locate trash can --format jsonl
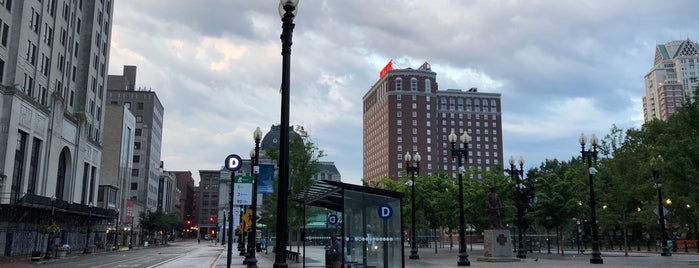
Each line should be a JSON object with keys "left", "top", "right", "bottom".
{"left": 31, "top": 251, "right": 42, "bottom": 262}
{"left": 324, "top": 246, "right": 332, "bottom": 268}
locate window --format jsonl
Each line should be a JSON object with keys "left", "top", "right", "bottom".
{"left": 425, "top": 79, "right": 431, "bottom": 92}
{"left": 1, "top": 22, "right": 9, "bottom": 47}
{"left": 133, "top": 155, "right": 140, "bottom": 163}
{"left": 135, "top": 128, "right": 142, "bottom": 136}
{"left": 136, "top": 115, "right": 142, "bottom": 122}
{"left": 131, "top": 169, "right": 139, "bottom": 176}
{"left": 395, "top": 78, "right": 402, "bottom": 91}
{"left": 134, "top": 142, "right": 141, "bottom": 150}
{"left": 410, "top": 77, "right": 417, "bottom": 91}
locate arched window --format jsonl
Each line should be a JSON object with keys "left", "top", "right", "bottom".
{"left": 395, "top": 78, "right": 402, "bottom": 91}
{"left": 424, "top": 79, "right": 431, "bottom": 92}
{"left": 410, "top": 77, "right": 417, "bottom": 91}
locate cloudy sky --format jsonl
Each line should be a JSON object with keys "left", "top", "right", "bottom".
{"left": 107, "top": 0, "right": 697, "bottom": 186}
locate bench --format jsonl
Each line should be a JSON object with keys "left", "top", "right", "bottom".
{"left": 286, "top": 250, "right": 300, "bottom": 262}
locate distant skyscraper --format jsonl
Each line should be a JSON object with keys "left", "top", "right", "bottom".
{"left": 107, "top": 65, "right": 164, "bottom": 215}
{"left": 643, "top": 39, "right": 699, "bottom": 122}
{"left": 362, "top": 62, "right": 503, "bottom": 184}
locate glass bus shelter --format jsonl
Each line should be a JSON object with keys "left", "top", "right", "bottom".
{"left": 293, "top": 180, "right": 404, "bottom": 268}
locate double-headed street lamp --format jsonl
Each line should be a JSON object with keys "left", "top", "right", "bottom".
{"left": 579, "top": 133, "right": 603, "bottom": 264}
{"left": 244, "top": 127, "right": 263, "bottom": 267}
{"left": 276, "top": 1, "right": 298, "bottom": 267}
{"left": 652, "top": 155, "right": 671, "bottom": 256}
{"left": 506, "top": 155, "right": 526, "bottom": 259}
{"left": 449, "top": 130, "right": 471, "bottom": 266}
{"left": 405, "top": 152, "right": 421, "bottom": 260}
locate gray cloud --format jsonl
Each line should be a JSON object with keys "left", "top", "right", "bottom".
{"left": 109, "top": 0, "right": 698, "bottom": 184}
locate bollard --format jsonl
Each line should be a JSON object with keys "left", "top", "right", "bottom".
{"left": 684, "top": 240, "right": 688, "bottom": 253}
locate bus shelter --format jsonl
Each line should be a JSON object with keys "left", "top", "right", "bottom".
{"left": 293, "top": 180, "right": 404, "bottom": 268}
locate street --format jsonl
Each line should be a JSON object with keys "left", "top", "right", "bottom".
{"left": 4, "top": 239, "right": 699, "bottom": 268}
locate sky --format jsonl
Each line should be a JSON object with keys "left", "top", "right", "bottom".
{"left": 107, "top": 0, "right": 698, "bottom": 186}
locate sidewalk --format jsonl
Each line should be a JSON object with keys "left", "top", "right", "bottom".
{"left": 0, "top": 244, "right": 148, "bottom": 268}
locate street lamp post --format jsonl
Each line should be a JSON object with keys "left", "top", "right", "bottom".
{"left": 222, "top": 210, "right": 227, "bottom": 246}
{"left": 244, "top": 127, "right": 263, "bottom": 267}
{"left": 115, "top": 209, "right": 120, "bottom": 250}
{"left": 579, "top": 133, "right": 603, "bottom": 264}
{"left": 44, "top": 195, "right": 56, "bottom": 259}
{"left": 83, "top": 202, "right": 94, "bottom": 254}
{"left": 405, "top": 152, "right": 421, "bottom": 260}
{"left": 276, "top": 1, "right": 298, "bottom": 267}
{"left": 652, "top": 155, "right": 671, "bottom": 256}
{"left": 449, "top": 130, "right": 471, "bottom": 266}
{"left": 506, "top": 155, "right": 526, "bottom": 259}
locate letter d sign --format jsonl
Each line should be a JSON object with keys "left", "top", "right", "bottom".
{"left": 378, "top": 204, "right": 393, "bottom": 220}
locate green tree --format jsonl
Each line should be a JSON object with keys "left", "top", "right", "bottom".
{"left": 138, "top": 209, "right": 179, "bottom": 243}
{"left": 260, "top": 126, "right": 326, "bottom": 239}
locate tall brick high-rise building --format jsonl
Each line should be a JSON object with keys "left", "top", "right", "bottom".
{"left": 362, "top": 62, "right": 503, "bottom": 184}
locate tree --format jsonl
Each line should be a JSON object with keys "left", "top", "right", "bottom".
{"left": 260, "top": 126, "right": 326, "bottom": 238}
{"left": 138, "top": 209, "right": 179, "bottom": 243}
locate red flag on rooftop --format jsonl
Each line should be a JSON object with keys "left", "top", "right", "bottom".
{"left": 379, "top": 59, "right": 393, "bottom": 79}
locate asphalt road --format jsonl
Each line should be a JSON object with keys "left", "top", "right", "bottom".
{"left": 8, "top": 239, "right": 699, "bottom": 268}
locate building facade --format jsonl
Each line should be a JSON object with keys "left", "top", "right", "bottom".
{"left": 98, "top": 104, "right": 135, "bottom": 244}
{"left": 0, "top": 0, "right": 116, "bottom": 256}
{"left": 643, "top": 39, "right": 699, "bottom": 122}
{"left": 107, "top": 65, "right": 164, "bottom": 217}
{"left": 362, "top": 62, "right": 503, "bottom": 184}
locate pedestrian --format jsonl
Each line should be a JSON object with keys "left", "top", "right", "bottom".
{"left": 198, "top": 237, "right": 201, "bottom": 244}
{"left": 328, "top": 235, "right": 341, "bottom": 268}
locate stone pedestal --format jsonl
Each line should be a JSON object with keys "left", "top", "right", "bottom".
{"left": 477, "top": 229, "right": 519, "bottom": 262}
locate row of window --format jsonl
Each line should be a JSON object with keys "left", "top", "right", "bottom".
{"left": 394, "top": 77, "right": 431, "bottom": 92}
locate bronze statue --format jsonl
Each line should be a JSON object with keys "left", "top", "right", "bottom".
{"left": 487, "top": 186, "right": 503, "bottom": 229}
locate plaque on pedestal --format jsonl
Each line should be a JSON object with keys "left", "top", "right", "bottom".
{"left": 477, "top": 229, "right": 519, "bottom": 262}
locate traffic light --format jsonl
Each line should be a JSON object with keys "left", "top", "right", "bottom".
{"left": 210, "top": 229, "right": 215, "bottom": 236}
{"left": 186, "top": 220, "right": 191, "bottom": 225}
{"left": 209, "top": 217, "right": 214, "bottom": 223}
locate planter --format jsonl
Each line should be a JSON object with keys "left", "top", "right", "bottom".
{"left": 31, "top": 251, "right": 42, "bottom": 262}
{"left": 56, "top": 250, "right": 68, "bottom": 258}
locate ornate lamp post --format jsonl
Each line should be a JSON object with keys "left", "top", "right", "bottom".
{"left": 276, "top": 1, "right": 298, "bottom": 267}
{"left": 405, "top": 152, "right": 421, "bottom": 260}
{"left": 449, "top": 130, "right": 471, "bottom": 266}
{"left": 506, "top": 155, "right": 526, "bottom": 258}
{"left": 579, "top": 133, "right": 603, "bottom": 264}
{"left": 222, "top": 210, "right": 227, "bottom": 246}
{"left": 244, "top": 127, "right": 263, "bottom": 267}
{"left": 652, "top": 155, "right": 671, "bottom": 256}
{"left": 83, "top": 202, "right": 94, "bottom": 254}
{"left": 44, "top": 195, "right": 56, "bottom": 259}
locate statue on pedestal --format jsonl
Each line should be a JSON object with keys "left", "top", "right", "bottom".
{"left": 487, "top": 186, "right": 503, "bottom": 229}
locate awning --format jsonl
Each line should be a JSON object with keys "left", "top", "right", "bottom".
{"left": 291, "top": 180, "right": 404, "bottom": 212}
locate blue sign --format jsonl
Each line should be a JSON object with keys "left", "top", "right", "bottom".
{"left": 224, "top": 154, "right": 242, "bottom": 171}
{"left": 378, "top": 204, "right": 393, "bottom": 220}
{"left": 327, "top": 214, "right": 339, "bottom": 225}
{"left": 257, "top": 164, "right": 275, "bottom": 194}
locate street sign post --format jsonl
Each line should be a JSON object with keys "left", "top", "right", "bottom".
{"left": 233, "top": 176, "right": 253, "bottom": 205}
